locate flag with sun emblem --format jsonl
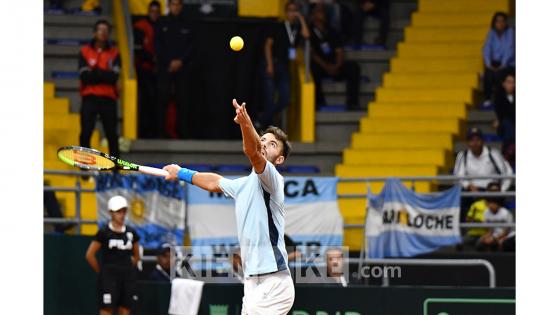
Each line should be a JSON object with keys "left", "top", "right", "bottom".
{"left": 95, "top": 173, "right": 187, "bottom": 248}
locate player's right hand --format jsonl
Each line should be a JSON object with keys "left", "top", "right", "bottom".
{"left": 163, "top": 164, "right": 181, "bottom": 181}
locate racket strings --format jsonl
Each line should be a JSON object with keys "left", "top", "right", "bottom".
{"left": 58, "top": 148, "right": 115, "bottom": 170}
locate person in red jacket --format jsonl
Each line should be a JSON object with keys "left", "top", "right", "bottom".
{"left": 134, "top": 1, "right": 161, "bottom": 139}
{"left": 78, "top": 20, "right": 121, "bottom": 159}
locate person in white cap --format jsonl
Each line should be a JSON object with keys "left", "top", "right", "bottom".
{"left": 85, "top": 195, "right": 140, "bottom": 315}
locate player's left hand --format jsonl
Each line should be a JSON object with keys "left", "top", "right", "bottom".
{"left": 163, "top": 164, "right": 181, "bottom": 181}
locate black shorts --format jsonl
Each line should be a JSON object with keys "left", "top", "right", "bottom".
{"left": 97, "top": 265, "right": 137, "bottom": 309}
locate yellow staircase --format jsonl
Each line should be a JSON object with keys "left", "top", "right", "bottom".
{"left": 44, "top": 82, "right": 106, "bottom": 235}
{"left": 335, "top": 0, "right": 511, "bottom": 251}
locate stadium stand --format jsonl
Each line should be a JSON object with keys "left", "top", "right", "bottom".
{"left": 336, "top": 0, "right": 512, "bottom": 250}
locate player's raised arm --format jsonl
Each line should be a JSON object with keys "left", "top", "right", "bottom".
{"left": 163, "top": 164, "right": 224, "bottom": 193}
{"left": 232, "top": 99, "right": 267, "bottom": 174}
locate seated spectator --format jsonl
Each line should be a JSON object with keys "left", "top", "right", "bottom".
{"left": 493, "top": 72, "right": 516, "bottom": 165}
{"left": 150, "top": 243, "right": 179, "bottom": 281}
{"left": 454, "top": 127, "right": 514, "bottom": 192}
{"left": 259, "top": 0, "right": 310, "bottom": 129}
{"left": 309, "top": 4, "right": 361, "bottom": 110}
{"left": 476, "top": 188, "right": 514, "bottom": 252}
{"left": 453, "top": 127, "right": 514, "bottom": 220}
{"left": 134, "top": 1, "right": 161, "bottom": 139}
{"left": 462, "top": 182, "right": 499, "bottom": 248}
{"left": 352, "top": 0, "right": 390, "bottom": 48}
{"left": 482, "top": 12, "right": 515, "bottom": 106}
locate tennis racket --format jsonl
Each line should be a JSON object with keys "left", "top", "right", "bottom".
{"left": 57, "top": 146, "right": 169, "bottom": 177}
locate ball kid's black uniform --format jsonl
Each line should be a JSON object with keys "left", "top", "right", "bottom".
{"left": 95, "top": 223, "right": 139, "bottom": 309}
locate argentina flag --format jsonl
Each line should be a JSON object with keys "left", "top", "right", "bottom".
{"left": 96, "top": 173, "right": 187, "bottom": 248}
{"left": 366, "top": 178, "right": 462, "bottom": 258}
{"left": 187, "top": 176, "right": 343, "bottom": 255}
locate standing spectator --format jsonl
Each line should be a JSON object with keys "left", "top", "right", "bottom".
{"left": 476, "top": 186, "right": 514, "bottom": 252}
{"left": 493, "top": 72, "right": 516, "bottom": 163}
{"left": 134, "top": 1, "right": 161, "bottom": 139}
{"left": 453, "top": 127, "right": 514, "bottom": 220}
{"left": 259, "top": 0, "right": 310, "bottom": 129}
{"left": 85, "top": 196, "right": 140, "bottom": 315}
{"left": 154, "top": 0, "right": 194, "bottom": 138}
{"left": 352, "top": 0, "right": 390, "bottom": 48}
{"left": 482, "top": 12, "right": 515, "bottom": 106}
{"left": 78, "top": 20, "right": 121, "bottom": 159}
{"left": 309, "top": 4, "right": 361, "bottom": 110}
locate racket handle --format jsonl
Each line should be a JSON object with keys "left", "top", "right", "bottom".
{"left": 138, "top": 166, "right": 169, "bottom": 177}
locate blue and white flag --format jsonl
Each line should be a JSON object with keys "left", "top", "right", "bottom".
{"left": 187, "top": 177, "right": 343, "bottom": 256}
{"left": 95, "top": 174, "right": 186, "bottom": 248}
{"left": 365, "top": 178, "right": 461, "bottom": 258}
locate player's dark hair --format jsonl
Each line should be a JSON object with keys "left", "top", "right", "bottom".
{"left": 262, "top": 126, "right": 292, "bottom": 159}
{"left": 93, "top": 19, "right": 112, "bottom": 33}
{"left": 149, "top": 0, "right": 161, "bottom": 9}
{"left": 490, "top": 11, "right": 508, "bottom": 30}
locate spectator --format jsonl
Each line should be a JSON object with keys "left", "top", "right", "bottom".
{"left": 154, "top": 0, "right": 194, "bottom": 139}
{"left": 453, "top": 127, "right": 514, "bottom": 220}
{"left": 352, "top": 0, "right": 390, "bottom": 48}
{"left": 461, "top": 182, "right": 500, "bottom": 248}
{"left": 309, "top": 4, "right": 361, "bottom": 110}
{"left": 453, "top": 127, "right": 514, "bottom": 192}
{"left": 78, "top": 20, "right": 121, "bottom": 159}
{"left": 482, "top": 12, "right": 515, "bottom": 106}
{"left": 493, "top": 72, "right": 516, "bottom": 159}
{"left": 134, "top": 1, "right": 161, "bottom": 139}
{"left": 259, "top": 0, "right": 310, "bottom": 129}
{"left": 150, "top": 243, "right": 179, "bottom": 281}
{"left": 324, "top": 248, "right": 347, "bottom": 286}
{"left": 85, "top": 196, "right": 140, "bottom": 315}
{"left": 476, "top": 186, "right": 514, "bottom": 251}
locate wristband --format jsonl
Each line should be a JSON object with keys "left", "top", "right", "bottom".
{"left": 177, "top": 168, "right": 198, "bottom": 184}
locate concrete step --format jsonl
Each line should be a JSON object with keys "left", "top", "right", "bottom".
{"left": 351, "top": 133, "right": 454, "bottom": 150}
{"left": 411, "top": 12, "right": 494, "bottom": 27}
{"left": 390, "top": 57, "right": 483, "bottom": 73}
{"left": 315, "top": 111, "right": 365, "bottom": 143}
{"left": 44, "top": 14, "right": 111, "bottom": 26}
{"left": 343, "top": 148, "right": 451, "bottom": 166}
{"left": 360, "top": 117, "right": 461, "bottom": 134}
{"left": 44, "top": 44, "right": 81, "bottom": 57}
{"left": 50, "top": 78, "right": 79, "bottom": 91}
{"left": 44, "top": 25, "right": 116, "bottom": 40}
{"left": 368, "top": 103, "right": 467, "bottom": 119}
{"left": 404, "top": 26, "right": 488, "bottom": 42}
{"left": 324, "top": 94, "right": 373, "bottom": 110}
{"left": 418, "top": 0, "right": 510, "bottom": 13}
{"left": 56, "top": 91, "right": 82, "bottom": 113}
{"left": 397, "top": 42, "right": 483, "bottom": 58}
{"left": 123, "top": 140, "right": 348, "bottom": 175}
{"left": 345, "top": 50, "right": 396, "bottom": 61}
{"left": 44, "top": 57, "right": 79, "bottom": 79}
{"left": 375, "top": 87, "right": 474, "bottom": 104}
{"left": 382, "top": 73, "right": 478, "bottom": 89}
{"left": 322, "top": 81, "right": 377, "bottom": 94}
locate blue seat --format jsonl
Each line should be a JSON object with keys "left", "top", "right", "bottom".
{"left": 215, "top": 165, "right": 250, "bottom": 173}
{"left": 286, "top": 165, "right": 320, "bottom": 174}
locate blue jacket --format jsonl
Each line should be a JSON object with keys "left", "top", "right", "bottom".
{"left": 483, "top": 27, "right": 515, "bottom": 68}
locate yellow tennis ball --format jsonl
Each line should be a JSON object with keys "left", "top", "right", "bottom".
{"left": 230, "top": 36, "right": 244, "bottom": 51}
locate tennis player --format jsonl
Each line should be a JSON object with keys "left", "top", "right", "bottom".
{"left": 163, "top": 99, "right": 295, "bottom": 314}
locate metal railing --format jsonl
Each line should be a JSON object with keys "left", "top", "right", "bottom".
{"left": 44, "top": 171, "right": 516, "bottom": 232}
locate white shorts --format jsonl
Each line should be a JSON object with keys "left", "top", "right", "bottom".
{"left": 241, "top": 270, "right": 295, "bottom": 315}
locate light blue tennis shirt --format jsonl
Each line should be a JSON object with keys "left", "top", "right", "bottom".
{"left": 218, "top": 161, "right": 289, "bottom": 276}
